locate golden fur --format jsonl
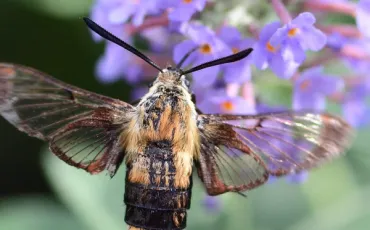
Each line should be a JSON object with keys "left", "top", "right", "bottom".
{"left": 121, "top": 70, "right": 200, "bottom": 189}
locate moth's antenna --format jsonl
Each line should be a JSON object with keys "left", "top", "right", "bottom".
{"left": 83, "top": 17, "right": 163, "bottom": 73}
{"left": 182, "top": 48, "right": 253, "bottom": 75}
{"left": 176, "top": 46, "right": 199, "bottom": 69}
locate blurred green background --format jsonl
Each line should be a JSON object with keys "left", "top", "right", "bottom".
{"left": 1, "top": 1, "right": 370, "bottom": 230}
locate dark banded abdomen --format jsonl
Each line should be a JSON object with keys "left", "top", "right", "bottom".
{"left": 124, "top": 141, "right": 192, "bottom": 230}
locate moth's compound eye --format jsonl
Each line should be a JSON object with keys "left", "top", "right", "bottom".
{"left": 148, "top": 81, "right": 154, "bottom": 88}
{"left": 184, "top": 79, "right": 190, "bottom": 88}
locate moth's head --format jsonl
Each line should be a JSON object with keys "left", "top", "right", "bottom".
{"left": 153, "top": 66, "right": 190, "bottom": 90}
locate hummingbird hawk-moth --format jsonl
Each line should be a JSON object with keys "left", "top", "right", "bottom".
{"left": 0, "top": 18, "right": 354, "bottom": 230}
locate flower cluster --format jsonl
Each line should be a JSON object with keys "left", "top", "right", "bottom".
{"left": 88, "top": 0, "right": 370, "bottom": 212}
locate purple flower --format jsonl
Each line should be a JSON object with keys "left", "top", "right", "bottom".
{"left": 96, "top": 41, "right": 144, "bottom": 84}
{"left": 106, "top": 0, "right": 161, "bottom": 26}
{"left": 197, "top": 89, "right": 255, "bottom": 114}
{"left": 326, "top": 33, "right": 347, "bottom": 52}
{"left": 173, "top": 23, "right": 229, "bottom": 86}
{"left": 141, "top": 27, "right": 171, "bottom": 53}
{"left": 163, "top": 0, "right": 206, "bottom": 22}
{"left": 343, "top": 84, "right": 370, "bottom": 127}
{"left": 270, "top": 12, "right": 327, "bottom": 53}
{"left": 253, "top": 22, "right": 300, "bottom": 79}
{"left": 340, "top": 38, "right": 370, "bottom": 75}
{"left": 287, "top": 171, "right": 309, "bottom": 183}
{"left": 293, "top": 66, "right": 344, "bottom": 111}
{"left": 90, "top": 0, "right": 122, "bottom": 42}
{"left": 202, "top": 195, "right": 221, "bottom": 212}
{"left": 356, "top": 0, "right": 370, "bottom": 38}
{"left": 218, "top": 26, "right": 255, "bottom": 84}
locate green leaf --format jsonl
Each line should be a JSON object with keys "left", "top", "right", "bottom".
{"left": 0, "top": 196, "right": 85, "bottom": 230}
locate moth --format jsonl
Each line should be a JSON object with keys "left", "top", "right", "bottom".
{"left": 0, "top": 18, "right": 354, "bottom": 230}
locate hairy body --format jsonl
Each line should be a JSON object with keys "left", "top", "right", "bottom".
{"left": 122, "top": 70, "right": 200, "bottom": 229}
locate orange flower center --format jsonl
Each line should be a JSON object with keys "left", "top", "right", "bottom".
{"left": 183, "top": 0, "right": 192, "bottom": 3}
{"left": 232, "top": 47, "right": 240, "bottom": 54}
{"left": 288, "top": 28, "right": 299, "bottom": 37}
{"left": 221, "top": 101, "right": 234, "bottom": 112}
{"left": 266, "top": 42, "right": 276, "bottom": 52}
{"left": 200, "top": 44, "right": 212, "bottom": 54}
{"left": 300, "top": 80, "right": 311, "bottom": 91}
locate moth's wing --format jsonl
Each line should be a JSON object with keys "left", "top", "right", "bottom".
{"left": 196, "top": 112, "right": 354, "bottom": 195}
{"left": 0, "top": 63, "right": 135, "bottom": 176}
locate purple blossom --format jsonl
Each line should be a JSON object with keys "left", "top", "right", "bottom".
{"left": 106, "top": 0, "right": 161, "bottom": 26}
{"left": 340, "top": 38, "right": 370, "bottom": 75}
{"left": 173, "top": 23, "right": 229, "bottom": 86}
{"left": 287, "top": 171, "right": 309, "bottom": 183}
{"left": 202, "top": 195, "right": 221, "bottom": 212}
{"left": 141, "top": 27, "right": 171, "bottom": 53}
{"left": 343, "top": 84, "right": 370, "bottom": 127}
{"left": 326, "top": 33, "right": 347, "bottom": 52}
{"left": 218, "top": 26, "right": 255, "bottom": 84}
{"left": 293, "top": 66, "right": 344, "bottom": 111}
{"left": 163, "top": 0, "right": 206, "bottom": 22}
{"left": 356, "top": 0, "right": 370, "bottom": 38}
{"left": 88, "top": 10, "right": 143, "bottom": 84}
{"left": 90, "top": 0, "right": 122, "bottom": 42}
{"left": 253, "top": 21, "right": 300, "bottom": 79}
{"left": 270, "top": 12, "right": 327, "bottom": 53}
{"left": 197, "top": 89, "right": 255, "bottom": 114}
{"left": 91, "top": 0, "right": 168, "bottom": 83}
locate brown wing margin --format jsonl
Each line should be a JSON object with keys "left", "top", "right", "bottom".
{"left": 196, "top": 112, "right": 354, "bottom": 195}
{"left": 0, "top": 63, "right": 135, "bottom": 176}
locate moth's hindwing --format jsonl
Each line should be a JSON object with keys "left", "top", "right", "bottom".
{"left": 196, "top": 112, "right": 354, "bottom": 195}
{"left": 0, "top": 63, "right": 135, "bottom": 176}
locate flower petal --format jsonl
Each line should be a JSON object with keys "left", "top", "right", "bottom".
{"left": 252, "top": 44, "right": 269, "bottom": 69}
{"left": 173, "top": 40, "right": 197, "bottom": 65}
{"left": 292, "top": 12, "right": 316, "bottom": 26}
{"left": 193, "top": 0, "right": 207, "bottom": 11}
{"left": 282, "top": 41, "right": 306, "bottom": 64}
{"left": 299, "top": 26, "right": 327, "bottom": 51}
{"left": 192, "top": 64, "right": 220, "bottom": 87}
{"left": 109, "top": 5, "right": 134, "bottom": 24}
{"left": 260, "top": 21, "right": 282, "bottom": 42}
{"left": 168, "top": 6, "right": 196, "bottom": 22}
{"left": 270, "top": 54, "right": 299, "bottom": 79}
{"left": 287, "top": 171, "right": 309, "bottom": 183}
{"left": 293, "top": 91, "right": 326, "bottom": 111}
{"left": 356, "top": 0, "right": 370, "bottom": 38}
{"left": 223, "top": 62, "right": 251, "bottom": 83}
{"left": 218, "top": 26, "right": 242, "bottom": 45}
{"left": 96, "top": 42, "right": 129, "bottom": 83}
{"left": 269, "top": 26, "right": 289, "bottom": 47}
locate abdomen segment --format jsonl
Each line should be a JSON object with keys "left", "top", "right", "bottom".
{"left": 124, "top": 141, "right": 192, "bottom": 230}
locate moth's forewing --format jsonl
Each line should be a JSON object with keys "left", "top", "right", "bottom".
{"left": 0, "top": 63, "right": 134, "bottom": 176}
{"left": 196, "top": 112, "right": 354, "bottom": 195}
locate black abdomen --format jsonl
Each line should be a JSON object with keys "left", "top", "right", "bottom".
{"left": 124, "top": 141, "right": 192, "bottom": 230}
